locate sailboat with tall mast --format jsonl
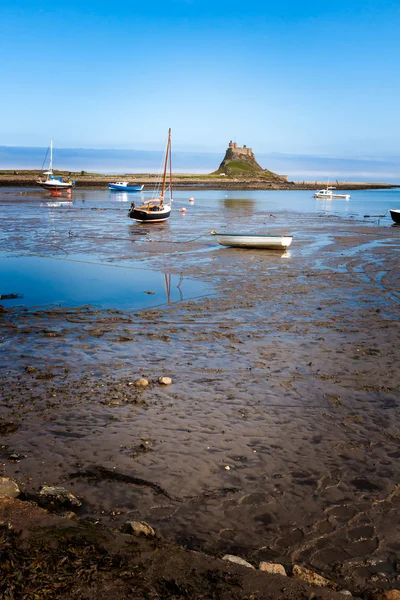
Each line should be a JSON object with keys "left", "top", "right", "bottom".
{"left": 128, "top": 129, "right": 172, "bottom": 222}
{"left": 37, "top": 140, "right": 75, "bottom": 192}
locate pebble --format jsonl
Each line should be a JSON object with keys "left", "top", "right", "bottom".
{"left": 158, "top": 376, "right": 172, "bottom": 385}
{"left": 125, "top": 520, "right": 155, "bottom": 537}
{"left": 224, "top": 465, "right": 231, "bottom": 471}
{"left": 0, "top": 477, "right": 20, "bottom": 498}
{"left": 292, "top": 565, "right": 332, "bottom": 588}
{"left": 259, "top": 562, "right": 287, "bottom": 576}
{"left": 222, "top": 554, "right": 255, "bottom": 569}
{"left": 25, "top": 366, "right": 36, "bottom": 373}
{"left": 135, "top": 378, "right": 149, "bottom": 388}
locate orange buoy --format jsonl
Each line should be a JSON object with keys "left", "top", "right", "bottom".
{"left": 181, "top": 207, "right": 186, "bottom": 213}
{"left": 189, "top": 197, "right": 194, "bottom": 203}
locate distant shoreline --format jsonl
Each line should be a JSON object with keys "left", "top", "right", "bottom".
{"left": 0, "top": 171, "right": 398, "bottom": 191}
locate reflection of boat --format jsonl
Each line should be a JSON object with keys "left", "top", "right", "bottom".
{"left": 111, "top": 192, "right": 130, "bottom": 202}
{"left": 37, "top": 140, "right": 75, "bottom": 192}
{"left": 109, "top": 182, "right": 144, "bottom": 191}
{"left": 390, "top": 209, "right": 400, "bottom": 224}
{"left": 40, "top": 201, "right": 73, "bottom": 207}
{"left": 212, "top": 232, "right": 293, "bottom": 249}
{"left": 128, "top": 129, "right": 172, "bottom": 223}
{"left": 314, "top": 186, "right": 350, "bottom": 200}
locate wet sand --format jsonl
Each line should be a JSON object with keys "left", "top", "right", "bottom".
{"left": 1, "top": 189, "right": 399, "bottom": 596}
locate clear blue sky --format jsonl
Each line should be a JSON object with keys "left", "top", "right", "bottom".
{"left": 1, "top": 0, "right": 399, "bottom": 158}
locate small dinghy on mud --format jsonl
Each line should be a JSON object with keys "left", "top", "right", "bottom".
{"left": 211, "top": 232, "right": 293, "bottom": 249}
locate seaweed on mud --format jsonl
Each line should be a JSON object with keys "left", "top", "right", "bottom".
{"left": 156, "top": 569, "right": 243, "bottom": 600}
{"left": 0, "top": 522, "right": 124, "bottom": 599}
{"left": 69, "top": 466, "right": 239, "bottom": 504}
{"left": 0, "top": 294, "right": 23, "bottom": 300}
{"left": 0, "top": 421, "right": 19, "bottom": 435}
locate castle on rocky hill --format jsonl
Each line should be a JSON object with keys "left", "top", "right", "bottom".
{"left": 215, "top": 140, "right": 288, "bottom": 181}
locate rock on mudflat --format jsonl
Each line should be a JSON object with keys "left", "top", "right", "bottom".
{"left": 125, "top": 520, "right": 155, "bottom": 537}
{"left": 259, "top": 562, "right": 287, "bottom": 576}
{"left": 158, "top": 376, "right": 172, "bottom": 385}
{"left": 222, "top": 555, "right": 255, "bottom": 569}
{"left": 39, "top": 486, "right": 81, "bottom": 508}
{"left": 292, "top": 565, "right": 333, "bottom": 588}
{"left": 135, "top": 378, "right": 149, "bottom": 388}
{"left": 0, "top": 477, "right": 20, "bottom": 498}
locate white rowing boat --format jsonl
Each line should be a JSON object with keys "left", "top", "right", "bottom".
{"left": 212, "top": 232, "right": 293, "bottom": 249}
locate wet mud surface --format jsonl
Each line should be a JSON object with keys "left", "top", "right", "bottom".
{"left": 1, "top": 188, "right": 400, "bottom": 596}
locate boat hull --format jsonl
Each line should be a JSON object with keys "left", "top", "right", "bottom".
{"left": 314, "top": 193, "right": 350, "bottom": 199}
{"left": 109, "top": 184, "right": 144, "bottom": 191}
{"left": 390, "top": 209, "right": 400, "bottom": 224}
{"left": 128, "top": 206, "right": 171, "bottom": 222}
{"left": 38, "top": 181, "right": 74, "bottom": 191}
{"left": 214, "top": 233, "right": 292, "bottom": 249}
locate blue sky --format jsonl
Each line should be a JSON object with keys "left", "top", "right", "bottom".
{"left": 1, "top": 0, "right": 399, "bottom": 159}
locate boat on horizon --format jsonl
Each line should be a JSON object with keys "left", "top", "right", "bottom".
{"left": 37, "top": 140, "right": 75, "bottom": 192}
{"left": 109, "top": 181, "right": 144, "bottom": 192}
{"left": 389, "top": 209, "right": 400, "bottom": 224}
{"left": 128, "top": 129, "right": 172, "bottom": 223}
{"left": 211, "top": 232, "right": 293, "bottom": 249}
{"left": 314, "top": 185, "right": 350, "bottom": 200}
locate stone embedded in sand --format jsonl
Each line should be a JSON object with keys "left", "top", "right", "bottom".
{"left": 292, "top": 565, "right": 332, "bottom": 588}
{"left": 158, "top": 376, "right": 172, "bottom": 385}
{"left": 371, "top": 592, "right": 400, "bottom": 600}
{"left": 339, "top": 592, "right": 353, "bottom": 597}
{"left": 39, "top": 486, "right": 82, "bottom": 508}
{"left": 125, "top": 520, "right": 155, "bottom": 537}
{"left": 25, "top": 366, "right": 36, "bottom": 373}
{"left": 0, "top": 477, "right": 20, "bottom": 498}
{"left": 135, "top": 378, "right": 149, "bottom": 388}
{"left": 222, "top": 554, "right": 255, "bottom": 569}
{"left": 259, "top": 562, "right": 286, "bottom": 576}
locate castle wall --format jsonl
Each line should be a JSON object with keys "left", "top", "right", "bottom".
{"left": 230, "top": 147, "right": 253, "bottom": 157}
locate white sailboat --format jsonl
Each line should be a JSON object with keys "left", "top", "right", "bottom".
{"left": 128, "top": 129, "right": 172, "bottom": 223}
{"left": 37, "top": 140, "right": 75, "bottom": 192}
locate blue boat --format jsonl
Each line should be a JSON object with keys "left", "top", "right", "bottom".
{"left": 108, "top": 181, "right": 144, "bottom": 192}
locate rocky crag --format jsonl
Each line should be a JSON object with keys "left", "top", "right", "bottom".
{"left": 214, "top": 140, "right": 288, "bottom": 181}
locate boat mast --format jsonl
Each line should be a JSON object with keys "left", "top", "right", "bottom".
{"left": 160, "top": 128, "right": 171, "bottom": 204}
{"left": 169, "top": 129, "right": 172, "bottom": 203}
{"left": 49, "top": 139, "right": 53, "bottom": 174}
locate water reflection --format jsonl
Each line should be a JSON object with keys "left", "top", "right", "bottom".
{"left": 221, "top": 197, "right": 256, "bottom": 212}
{"left": 0, "top": 253, "right": 206, "bottom": 309}
{"left": 109, "top": 191, "right": 145, "bottom": 203}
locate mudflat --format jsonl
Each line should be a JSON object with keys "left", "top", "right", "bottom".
{"left": 0, "top": 188, "right": 399, "bottom": 597}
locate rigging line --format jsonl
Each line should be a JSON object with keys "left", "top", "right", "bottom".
{"left": 40, "top": 146, "right": 49, "bottom": 172}
{"left": 64, "top": 231, "right": 210, "bottom": 244}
